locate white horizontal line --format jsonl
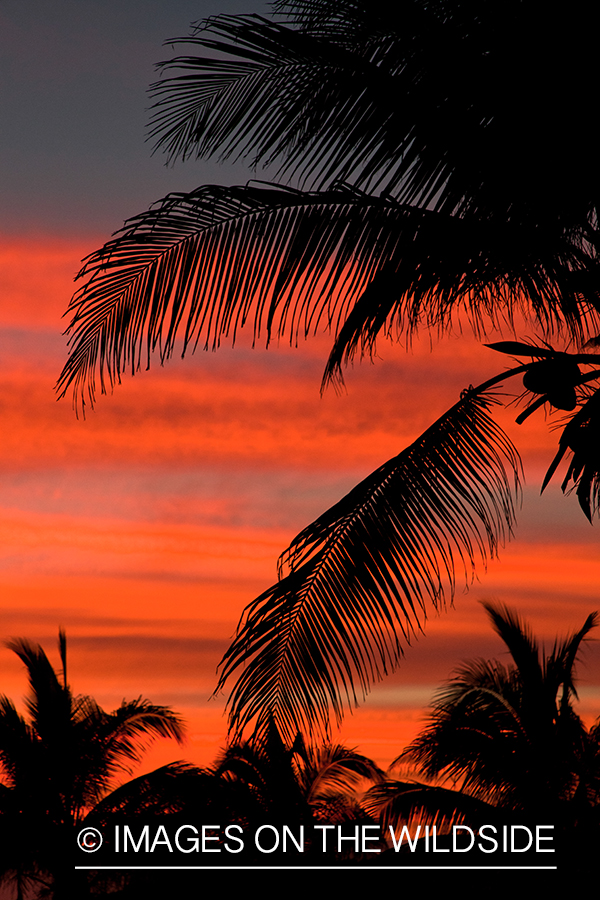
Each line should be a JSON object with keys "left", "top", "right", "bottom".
{"left": 75, "top": 865, "right": 558, "bottom": 871}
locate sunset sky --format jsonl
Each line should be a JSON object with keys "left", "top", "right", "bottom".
{"left": 1, "top": 0, "right": 599, "bottom": 778}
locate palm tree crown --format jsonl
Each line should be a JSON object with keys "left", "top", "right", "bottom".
{"left": 369, "top": 603, "right": 600, "bottom": 826}
{"left": 0, "top": 632, "right": 185, "bottom": 897}
{"left": 210, "top": 723, "right": 382, "bottom": 835}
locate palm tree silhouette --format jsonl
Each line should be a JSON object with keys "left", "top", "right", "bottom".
{"left": 212, "top": 724, "right": 382, "bottom": 825}
{"left": 367, "top": 602, "right": 600, "bottom": 830}
{"left": 205, "top": 723, "right": 383, "bottom": 860}
{"left": 0, "top": 631, "right": 186, "bottom": 898}
{"left": 56, "top": 2, "right": 600, "bottom": 741}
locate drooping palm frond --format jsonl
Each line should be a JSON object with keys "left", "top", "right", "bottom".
{"left": 57, "top": 181, "right": 600, "bottom": 409}
{"left": 322, "top": 220, "right": 600, "bottom": 385}
{"left": 57, "top": 183, "right": 409, "bottom": 407}
{"left": 216, "top": 386, "right": 521, "bottom": 744}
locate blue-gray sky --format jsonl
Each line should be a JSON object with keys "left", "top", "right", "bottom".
{"left": 1, "top": 0, "right": 264, "bottom": 234}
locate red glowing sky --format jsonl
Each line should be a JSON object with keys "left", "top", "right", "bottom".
{"left": 1, "top": 3, "right": 599, "bottom": 776}
{"left": 1, "top": 237, "right": 598, "bottom": 774}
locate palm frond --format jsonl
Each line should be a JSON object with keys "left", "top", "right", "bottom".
{"left": 100, "top": 698, "right": 186, "bottom": 772}
{"left": 57, "top": 181, "right": 600, "bottom": 409}
{"left": 88, "top": 762, "right": 202, "bottom": 821}
{"left": 212, "top": 734, "right": 309, "bottom": 818}
{"left": 5, "top": 638, "right": 70, "bottom": 738}
{"left": 58, "top": 629, "right": 67, "bottom": 690}
{"left": 480, "top": 602, "right": 543, "bottom": 694}
{"left": 148, "top": 12, "right": 437, "bottom": 196}
{"left": 547, "top": 611, "right": 598, "bottom": 711}
{"left": 395, "top": 603, "right": 597, "bottom": 814}
{"left": 56, "top": 184, "right": 412, "bottom": 408}
{"left": 364, "top": 779, "right": 499, "bottom": 831}
{"left": 149, "top": 6, "right": 600, "bottom": 222}
{"left": 322, "top": 216, "right": 600, "bottom": 384}
{"left": 216, "top": 386, "right": 521, "bottom": 743}
{"left": 296, "top": 742, "right": 383, "bottom": 800}
{"left": 542, "top": 386, "right": 600, "bottom": 521}
{"left": 481, "top": 342, "right": 600, "bottom": 519}
{"left": 397, "top": 672, "right": 527, "bottom": 805}
{"left": 0, "top": 697, "right": 35, "bottom": 789}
